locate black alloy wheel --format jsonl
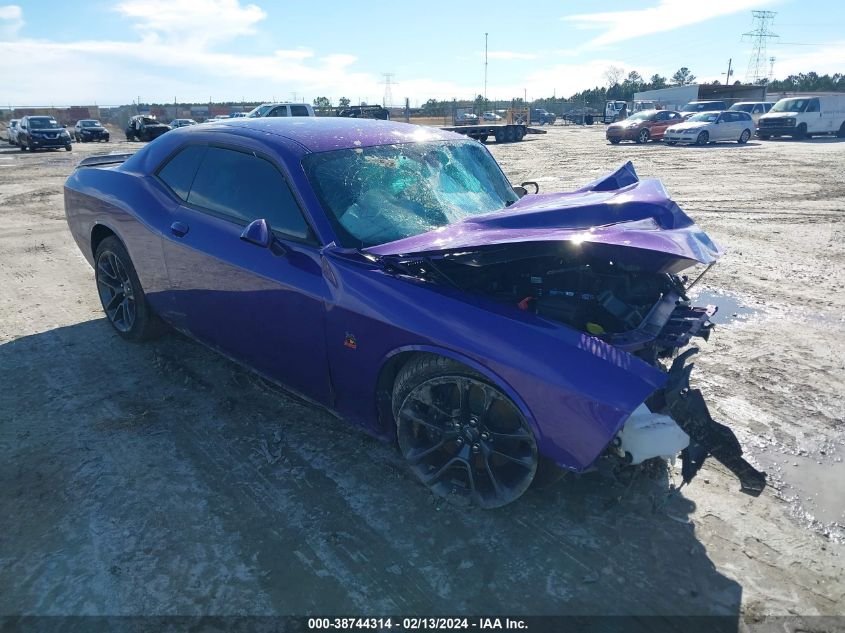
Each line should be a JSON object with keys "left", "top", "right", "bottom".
{"left": 394, "top": 357, "right": 538, "bottom": 509}
{"left": 96, "top": 248, "right": 137, "bottom": 333}
{"left": 94, "top": 236, "right": 165, "bottom": 341}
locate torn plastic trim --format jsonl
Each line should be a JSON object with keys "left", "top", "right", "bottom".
{"left": 614, "top": 404, "right": 690, "bottom": 465}
{"left": 647, "top": 348, "right": 767, "bottom": 495}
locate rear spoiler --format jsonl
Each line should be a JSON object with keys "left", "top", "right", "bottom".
{"left": 76, "top": 153, "right": 134, "bottom": 169}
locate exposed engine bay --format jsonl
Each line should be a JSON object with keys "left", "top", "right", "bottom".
{"left": 380, "top": 242, "right": 712, "bottom": 360}
{"left": 378, "top": 243, "right": 767, "bottom": 494}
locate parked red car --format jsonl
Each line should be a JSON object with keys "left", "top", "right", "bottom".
{"left": 606, "top": 110, "right": 683, "bottom": 144}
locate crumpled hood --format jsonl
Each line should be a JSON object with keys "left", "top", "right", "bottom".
{"left": 366, "top": 162, "right": 722, "bottom": 269}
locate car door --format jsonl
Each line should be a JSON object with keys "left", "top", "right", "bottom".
{"left": 715, "top": 112, "right": 733, "bottom": 141}
{"left": 159, "top": 142, "right": 332, "bottom": 404}
{"left": 651, "top": 111, "right": 671, "bottom": 138}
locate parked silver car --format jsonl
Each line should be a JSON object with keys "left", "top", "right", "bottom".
{"left": 664, "top": 110, "right": 754, "bottom": 145}
{"left": 6, "top": 119, "right": 20, "bottom": 145}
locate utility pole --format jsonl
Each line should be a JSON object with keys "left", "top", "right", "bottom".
{"left": 381, "top": 73, "right": 395, "bottom": 108}
{"left": 483, "top": 32, "right": 488, "bottom": 104}
{"left": 768, "top": 56, "right": 776, "bottom": 81}
{"left": 723, "top": 58, "right": 733, "bottom": 85}
{"left": 742, "top": 11, "right": 778, "bottom": 85}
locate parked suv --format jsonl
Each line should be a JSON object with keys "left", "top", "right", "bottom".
{"left": 6, "top": 118, "right": 20, "bottom": 145}
{"left": 679, "top": 100, "right": 728, "bottom": 119}
{"left": 531, "top": 108, "right": 556, "bottom": 125}
{"left": 17, "top": 116, "right": 72, "bottom": 152}
{"left": 728, "top": 102, "right": 774, "bottom": 125}
{"left": 246, "top": 103, "right": 315, "bottom": 118}
{"left": 73, "top": 119, "right": 109, "bottom": 142}
{"left": 125, "top": 115, "right": 170, "bottom": 142}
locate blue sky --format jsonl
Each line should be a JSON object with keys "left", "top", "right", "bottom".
{"left": 1, "top": 0, "right": 843, "bottom": 106}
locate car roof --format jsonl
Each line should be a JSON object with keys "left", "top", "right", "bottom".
{"left": 195, "top": 117, "right": 464, "bottom": 153}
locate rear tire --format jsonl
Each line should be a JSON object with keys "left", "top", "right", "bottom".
{"left": 65, "top": 145, "right": 72, "bottom": 152}
{"left": 94, "top": 237, "right": 166, "bottom": 342}
{"left": 738, "top": 129, "right": 751, "bottom": 144}
{"left": 609, "top": 139, "right": 621, "bottom": 145}
{"left": 392, "top": 355, "right": 539, "bottom": 509}
{"left": 838, "top": 122, "right": 845, "bottom": 138}
{"left": 635, "top": 129, "right": 649, "bottom": 144}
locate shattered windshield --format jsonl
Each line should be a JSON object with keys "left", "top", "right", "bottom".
{"left": 303, "top": 140, "right": 518, "bottom": 248}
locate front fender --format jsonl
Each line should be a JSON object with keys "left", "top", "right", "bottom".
{"left": 325, "top": 256, "right": 667, "bottom": 471}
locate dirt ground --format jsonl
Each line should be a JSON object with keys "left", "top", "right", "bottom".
{"left": 1, "top": 123, "right": 843, "bottom": 626}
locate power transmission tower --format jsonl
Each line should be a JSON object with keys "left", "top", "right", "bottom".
{"left": 742, "top": 11, "right": 778, "bottom": 85}
{"left": 381, "top": 73, "right": 395, "bottom": 108}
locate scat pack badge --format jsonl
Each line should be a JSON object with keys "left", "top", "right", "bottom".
{"left": 343, "top": 332, "right": 358, "bottom": 350}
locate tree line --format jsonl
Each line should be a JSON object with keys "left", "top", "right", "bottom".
{"left": 310, "top": 69, "right": 843, "bottom": 114}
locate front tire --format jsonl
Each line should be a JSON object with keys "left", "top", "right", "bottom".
{"left": 838, "top": 122, "right": 845, "bottom": 138}
{"left": 392, "top": 355, "right": 539, "bottom": 509}
{"left": 94, "top": 237, "right": 165, "bottom": 341}
{"left": 609, "top": 139, "right": 621, "bottom": 145}
{"left": 695, "top": 131, "right": 709, "bottom": 146}
{"left": 794, "top": 123, "right": 807, "bottom": 139}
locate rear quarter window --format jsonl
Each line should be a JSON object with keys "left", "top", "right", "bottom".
{"left": 290, "top": 105, "right": 311, "bottom": 117}
{"left": 157, "top": 144, "right": 208, "bottom": 201}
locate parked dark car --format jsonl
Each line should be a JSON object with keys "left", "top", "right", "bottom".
{"left": 63, "top": 118, "right": 764, "bottom": 508}
{"left": 336, "top": 105, "right": 390, "bottom": 120}
{"left": 531, "top": 108, "right": 556, "bottom": 125}
{"left": 17, "top": 115, "right": 72, "bottom": 152}
{"left": 125, "top": 115, "right": 170, "bottom": 141}
{"left": 73, "top": 119, "right": 110, "bottom": 142}
{"left": 169, "top": 118, "right": 198, "bottom": 128}
{"left": 606, "top": 109, "right": 683, "bottom": 144}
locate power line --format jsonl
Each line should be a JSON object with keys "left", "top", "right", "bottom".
{"left": 742, "top": 10, "right": 779, "bottom": 85}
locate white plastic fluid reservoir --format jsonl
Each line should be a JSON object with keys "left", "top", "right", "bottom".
{"left": 617, "top": 404, "right": 690, "bottom": 465}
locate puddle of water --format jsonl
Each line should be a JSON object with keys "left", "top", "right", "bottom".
{"left": 688, "top": 289, "right": 760, "bottom": 324}
{"left": 758, "top": 451, "right": 845, "bottom": 527}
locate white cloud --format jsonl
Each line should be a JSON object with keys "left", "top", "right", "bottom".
{"left": 562, "top": 0, "right": 773, "bottom": 48}
{"left": 768, "top": 41, "right": 845, "bottom": 78}
{"left": 0, "top": 4, "right": 23, "bottom": 39}
{"left": 115, "top": 0, "right": 266, "bottom": 46}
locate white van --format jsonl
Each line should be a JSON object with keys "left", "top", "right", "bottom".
{"left": 757, "top": 95, "right": 845, "bottom": 139}
{"left": 246, "top": 103, "right": 315, "bottom": 118}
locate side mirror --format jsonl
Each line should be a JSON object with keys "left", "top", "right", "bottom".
{"left": 240, "top": 218, "right": 286, "bottom": 256}
{"left": 520, "top": 181, "right": 540, "bottom": 194}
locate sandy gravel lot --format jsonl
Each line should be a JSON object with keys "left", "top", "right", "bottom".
{"left": 0, "top": 124, "right": 843, "bottom": 625}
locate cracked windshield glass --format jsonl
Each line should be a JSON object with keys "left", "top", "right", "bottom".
{"left": 304, "top": 141, "right": 518, "bottom": 248}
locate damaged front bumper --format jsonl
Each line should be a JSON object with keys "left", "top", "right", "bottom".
{"left": 618, "top": 348, "right": 767, "bottom": 495}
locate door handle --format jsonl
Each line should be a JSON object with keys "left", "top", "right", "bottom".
{"left": 170, "top": 221, "right": 189, "bottom": 237}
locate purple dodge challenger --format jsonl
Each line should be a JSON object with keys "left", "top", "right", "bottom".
{"left": 64, "top": 118, "right": 765, "bottom": 508}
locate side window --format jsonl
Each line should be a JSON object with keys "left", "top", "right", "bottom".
{"left": 188, "top": 147, "right": 310, "bottom": 240}
{"left": 807, "top": 99, "right": 820, "bottom": 113}
{"left": 764, "top": 103, "right": 773, "bottom": 112}
{"left": 753, "top": 104, "right": 763, "bottom": 114}
{"left": 290, "top": 105, "right": 310, "bottom": 117}
{"left": 655, "top": 111, "right": 668, "bottom": 121}
{"left": 157, "top": 144, "right": 208, "bottom": 201}
{"left": 268, "top": 106, "right": 289, "bottom": 117}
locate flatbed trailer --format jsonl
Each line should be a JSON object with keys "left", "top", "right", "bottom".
{"left": 440, "top": 123, "right": 547, "bottom": 143}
